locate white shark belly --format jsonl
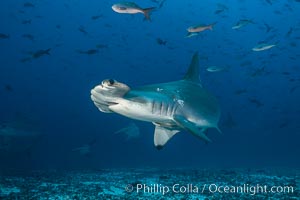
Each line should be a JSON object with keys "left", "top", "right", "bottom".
{"left": 108, "top": 98, "right": 177, "bottom": 124}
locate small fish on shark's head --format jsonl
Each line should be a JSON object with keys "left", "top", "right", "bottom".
{"left": 112, "top": 2, "right": 156, "bottom": 21}
{"left": 91, "top": 52, "right": 221, "bottom": 149}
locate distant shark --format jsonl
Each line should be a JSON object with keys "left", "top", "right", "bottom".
{"left": 91, "top": 52, "right": 221, "bottom": 149}
{"left": 0, "top": 122, "right": 42, "bottom": 155}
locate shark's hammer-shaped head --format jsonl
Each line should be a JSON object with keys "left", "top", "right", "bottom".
{"left": 90, "top": 79, "right": 130, "bottom": 113}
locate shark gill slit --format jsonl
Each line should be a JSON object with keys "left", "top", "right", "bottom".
{"left": 171, "top": 103, "right": 179, "bottom": 117}
{"left": 163, "top": 102, "right": 168, "bottom": 116}
{"left": 160, "top": 102, "right": 163, "bottom": 115}
{"left": 154, "top": 101, "right": 161, "bottom": 115}
{"left": 167, "top": 103, "right": 171, "bottom": 116}
{"left": 151, "top": 100, "right": 154, "bottom": 114}
{"left": 151, "top": 100, "right": 177, "bottom": 117}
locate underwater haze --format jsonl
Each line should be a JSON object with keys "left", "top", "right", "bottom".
{"left": 0, "top": 1, "right": 300, "bottom": 198}
{"left": 1, "top": 0, "right": 300, "bottom": 169}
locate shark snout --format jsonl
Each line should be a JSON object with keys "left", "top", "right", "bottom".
{"left": 91, "top": 86, "right": 118, "bottom": 113}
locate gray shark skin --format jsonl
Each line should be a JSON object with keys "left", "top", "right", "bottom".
{"left": 91, "top": 52, "right": 221, "bottom": 149}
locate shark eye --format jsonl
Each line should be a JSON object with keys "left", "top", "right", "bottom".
{"left": 108, "top": 79, "right": 115, "bottom": 85}
{"left": 102, "top": 79, "right": 116, "bottom": 87}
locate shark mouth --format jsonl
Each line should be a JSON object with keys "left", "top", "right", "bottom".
{"left": 91, "top": 98, "right": 118, "bottom": 113}
{"left": 95, "top": 100, "right": 118, "bottom": 107}
{"left": 91, "top": 79, "right": 130, "bottom": 113}
{"left": 90, "top": 88, "right": 119, "bottom": 113}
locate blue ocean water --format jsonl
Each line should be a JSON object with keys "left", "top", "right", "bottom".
{"left": 0, "top": 0, "right": 300, "bottom": 184}
{"left": 1, "top": 1, "right": 300, "bottom": 199}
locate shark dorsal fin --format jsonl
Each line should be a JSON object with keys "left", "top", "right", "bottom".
{"left": 183, "top": 52, "right": 201, "bottom": 83}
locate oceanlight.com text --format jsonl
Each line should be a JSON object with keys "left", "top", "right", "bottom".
{"left": 125, "top": 183, "right": 295, "bottom": 196}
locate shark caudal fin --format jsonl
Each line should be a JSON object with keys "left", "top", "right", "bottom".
{"left": 143, "top": 7, "right": 156, "bottom": 21}
{"left": 183, "top": 52, "right": 201, "bottom": 83}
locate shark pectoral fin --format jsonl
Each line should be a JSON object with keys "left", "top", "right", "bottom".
{"left": 154, "top": 126, "right": 179, "bottom": 150}
{"left": 174, "top": 115, "right": 212, "bottom": 143}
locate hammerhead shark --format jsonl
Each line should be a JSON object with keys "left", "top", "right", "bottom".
{"left": 91, "top": 52, "right": 221, "bottom": 149}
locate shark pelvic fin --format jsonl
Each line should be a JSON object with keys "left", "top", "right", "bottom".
{"left": 154, "top": 126, "right": 179, "bottom": 150}
{"left": 183, "top": 52, "right": 201, "bottom": 83}
{"left": 174, "top": 115, "right": 212, "bottom": 143}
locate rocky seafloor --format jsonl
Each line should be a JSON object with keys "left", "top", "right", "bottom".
{"left": 0, "top": 168, "right": 298, "bottom": 199}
